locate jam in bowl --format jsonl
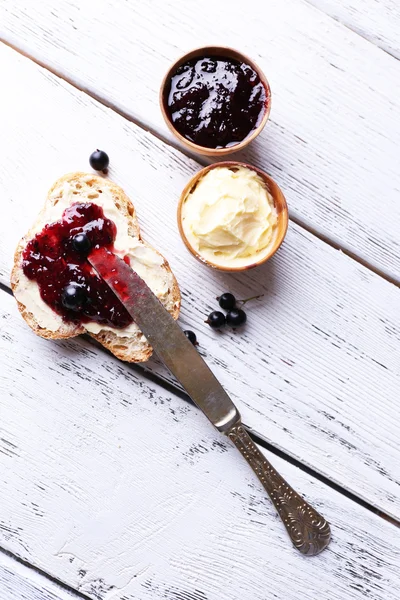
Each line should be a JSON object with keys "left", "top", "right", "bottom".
{"left": 160, "top": 46, "right": 271, "bottom": 156}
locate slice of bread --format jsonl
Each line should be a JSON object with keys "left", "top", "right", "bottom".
{"left": 11, "top": 172, "right": 181, "bottom": 362}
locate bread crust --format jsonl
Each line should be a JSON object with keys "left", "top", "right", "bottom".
{"left": 11, "top": 172, "right": 181, "bottom": 362}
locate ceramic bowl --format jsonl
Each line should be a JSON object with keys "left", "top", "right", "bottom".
{"left": 160, "top": 46, "right": 271, "bottom": 156}
{"left": 177, "top": 162, "right": 288, "bottom": 271}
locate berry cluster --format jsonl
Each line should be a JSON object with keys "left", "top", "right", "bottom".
{"left": 206, "top": 293, "right": 247, "bottom": 330}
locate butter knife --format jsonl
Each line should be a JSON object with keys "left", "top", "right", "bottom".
{"left": 89, "top": 248, "right": 331, "bottom": 555}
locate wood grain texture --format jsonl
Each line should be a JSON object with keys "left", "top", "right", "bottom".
{"left": 0, "top": 44, "right": 399, "bottom": 517}
{"left": 1, "top": 292, "right": 400, "bottom": 600}
{"left": 0, "top": 552, "right": 78, "bottom": 600}
{"left": 306, "top": 0, "right": 400, "bottom": 59}
{"left": 1, "top": 0, "right": 400, "bottom": 280}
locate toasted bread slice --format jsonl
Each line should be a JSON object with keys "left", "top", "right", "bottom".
{"left": 11, "top": 172, "right": 181, "bottom": 362}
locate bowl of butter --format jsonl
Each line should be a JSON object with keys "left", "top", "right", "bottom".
{"left": 178, "top": 162, "right": 288, "bottom": 271}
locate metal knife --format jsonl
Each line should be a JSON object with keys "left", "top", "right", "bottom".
{"left": 89, "top": 248, "right": 331, "bottom": 556}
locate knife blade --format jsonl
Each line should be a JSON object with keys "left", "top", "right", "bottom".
{"left": 88, "top": 247, "right": 239, "bottom": 432}
{"left": 88, "top": 247, "right": 331, "bottom": 556}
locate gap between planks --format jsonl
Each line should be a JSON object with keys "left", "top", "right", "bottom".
{"left": 0, "top": 279, "right": 398, "bottom": 531}
{"left": 1, "top": 36, "right": 399, "bottom": 291}
{"left": 302, "top": 0, "right": 400, "bottom": 62}
{"left": 0, "top": 547, "right": 89, "bottom": 600}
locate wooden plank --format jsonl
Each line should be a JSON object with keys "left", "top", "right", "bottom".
{"left": 0, "top": 44, "right": 399, "bottom": 517}
{"left": 1, "top": 1, "right": 400, "bottom": 280}
{"left": 0, "top": 552, "right": 78, "bottom": 600}
{"left": 306, "top": 0, "right": 400, "bottom": 59}
{"left": 1, "top": 290, "right": 400, "bottom": 600}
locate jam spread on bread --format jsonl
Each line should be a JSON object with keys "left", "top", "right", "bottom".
{"left": 166, "top": 56, "right": 268, "bottom": 148}
{"left": 22, "top": 202, "right": 133, "bottom": 328}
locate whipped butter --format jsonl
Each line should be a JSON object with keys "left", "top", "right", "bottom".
{"left": 181, "top": 166, "right": 278, "bottom": 269}
{"left": 14, "top": 176, "right": 177, "bottom": 337}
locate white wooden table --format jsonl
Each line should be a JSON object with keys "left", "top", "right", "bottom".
{"left": 0, "top": 1, "right": 399, "bottom": 598}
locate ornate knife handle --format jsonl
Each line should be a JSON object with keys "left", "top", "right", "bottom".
{"left": 227, "top": 424, "right": 331, "bottom": 556}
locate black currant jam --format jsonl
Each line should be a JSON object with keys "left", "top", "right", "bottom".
{"left": 165, "top": 56, "right": 268, "bottom": 149}
{"left": 22, "top": 202, "right": 133, "bottom": 328}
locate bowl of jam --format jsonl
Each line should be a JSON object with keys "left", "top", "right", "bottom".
{"left": 160, "top": 46, "right": 271, "bottom": 156}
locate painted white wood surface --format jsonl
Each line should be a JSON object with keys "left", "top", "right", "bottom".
{"left": 0, "top": 552, "right": 77, "bottom": 600}
{"left": 1, "top": 291, "right": 400, "bottom": 600}
{"left": 1, "top": 1, "right": 400, "bottom": 281}
{"left": 307, "top": 0, "right": 400, "bottom": 59}
{"left": 0, "top": 44, "right": 399, "bottom": 517}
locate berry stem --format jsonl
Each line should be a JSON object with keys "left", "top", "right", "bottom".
{"left": 238, "top": 293, "right": 264, "bottom": 305}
